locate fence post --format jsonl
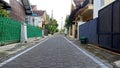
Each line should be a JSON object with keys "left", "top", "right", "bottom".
{"left": 77, "top": 21, "right": 80, "bottom": 40}
{"left": 42, "top": 29, "right": 44, "bottom": 37}
{"left": 20, "top": 22, "right": 27, "bottom": 43}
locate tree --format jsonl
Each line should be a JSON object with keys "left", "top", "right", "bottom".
{"left": 45, "top": 18, "right": 59, "bottom": 34}
{"left": 65, "top": 15, "right": 71, "bottom": 29}
{"left": 0, "top": 4, "right": 10, "bottom": 17}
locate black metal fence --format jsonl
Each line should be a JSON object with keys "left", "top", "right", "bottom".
{"left": 79, "top": 18, "right": 98, "bottom": 44}
{"left": 98, "top": 0, "right": 120, "bottom": 52}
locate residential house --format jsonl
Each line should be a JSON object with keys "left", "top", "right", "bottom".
{"left": 77, "top": 0, "right": 120, "bottom": 52}
{"left": 28, "top": 10, "right": 46, "bottom": 28}
{"left": 10, "top": 0, "right": 32, "bottom": 42}
{"left": 0, "top": 0, "right": 32, "bottom": 43}
{"left": 69, "top": 0, "right": 93, "bottom": 39}
{"left": 33, "top": 10, "right": 47, "bottom": 29}
{"left": 10, "top": 0, "right": 32, "bottom": 22}
{"left": 1, "top": 0, "right": 32, "bottom": 22}
{"left": 28, "top": 5, "right": 47, "bottom": 29}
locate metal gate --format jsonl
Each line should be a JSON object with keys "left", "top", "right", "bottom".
{"left": 98, "top": 0, "right": 120, "bottom": 52}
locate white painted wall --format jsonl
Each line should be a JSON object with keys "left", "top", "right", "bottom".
{"left": 93, "top": 0, "right": 115, "bottom": 18}
{"left": 93, "top": 0, "right": 101, "bottom": 18}
{"left": 28, "top": 16, "right": 43, "bottom": 27}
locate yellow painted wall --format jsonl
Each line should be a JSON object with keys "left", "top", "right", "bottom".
{"left": 100, "top": 0, "right": 115, "bottom": 9}
{"left": 104, "top": 0, "right": 115, "bottom": 5}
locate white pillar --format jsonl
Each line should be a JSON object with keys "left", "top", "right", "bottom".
{"left": 21, "top": 22, "right": 27, "bottom": 43}
{"left": 64, "top": 28, "right": 67, "bottom": 35}
{"left": 42, "top": 29, "right": 44, "bottom": 37}
{"left": 93, "top": 0, "right": 101, "bottom": 18}
{"left": 77, "top": 22, "right": 80, "bottom": 40}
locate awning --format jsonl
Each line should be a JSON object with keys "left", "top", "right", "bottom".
{"left": 81, "top": 4, "right": 93, "bottom": 16}
{"left": 0, "top": 0, "right": 11, "bottom": 9}
{"left": 69, "top": 0, "right": 89, "bottom": 24}
{"left": 76, "top": 4, "right": 93, "bottom": 21}
{"left": 20, "top": 0, "right": 32, "bottom": 15}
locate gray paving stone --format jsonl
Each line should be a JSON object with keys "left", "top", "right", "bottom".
{"left": 1, "top": 35, "right": 103, "bottom": 68}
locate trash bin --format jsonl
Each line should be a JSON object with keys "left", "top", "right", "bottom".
{"left": 80, "top": 36, "right": 87, "bottom": 44}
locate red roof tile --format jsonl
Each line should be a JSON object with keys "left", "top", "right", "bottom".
{"left": 33, "top": 10, "right": 45, "bottom": 16}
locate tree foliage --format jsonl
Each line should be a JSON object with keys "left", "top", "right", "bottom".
{"left": 65, "top": 16, "right": 71, "bottom": 29}
{"left": 0, "top": 4, "right": 10, "bottom": 17}
{"left": 45, "top": 18, "right": 59, "bottom": 34}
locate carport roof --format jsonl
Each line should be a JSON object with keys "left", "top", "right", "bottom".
{"left": 69, "top": 0, "right": 89, "bottom": 23}
{"left": 20, "top": 0, "right": 33, "bottom": 15}
{"left": 0, "top": 0, "right": 11, "bottom": 9}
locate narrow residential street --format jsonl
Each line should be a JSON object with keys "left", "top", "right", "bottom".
{"left": 0, "top": 35, "right": 108, "bottom": 68}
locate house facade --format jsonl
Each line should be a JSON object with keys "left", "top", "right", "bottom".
{"left": 28, "top": 5, "right": 47, "bottom": 29}
{"left": 10, "top": 0, "right": 26, "bottom": 22}
{"left": 69, "top": 0, "right": 93, "bottom": 39}
{"left": 69, "top": 0, "right": 115, "bottom": 40}
{"left": 10, "top": 0, "right": 32, "bottom": 22}
{"left": 78, "top": 0, "right": 120, "bottom": 52}
{"left": 1, "top": 0, "right": 32, "bottom": 22}
{"left": 10, "top": 0, "right": 32, "bottom": 43}
{"left": 28, "top": 16, "right": 43, "bottom": 27}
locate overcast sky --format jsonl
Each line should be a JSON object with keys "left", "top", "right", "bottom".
{"left": 4, "top": 0, "right": 71, "bottom": 29}
{"left": 29, "top": 0, "right": 71, "bottom": 29}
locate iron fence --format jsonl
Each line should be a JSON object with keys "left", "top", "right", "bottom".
{"left": 0, "top": 17, "right": 42, "bottom": 45}
{"left": 0, "top": 17, "right": 21, "bottom": 44}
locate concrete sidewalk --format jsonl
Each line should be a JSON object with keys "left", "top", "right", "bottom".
{"left": 0, "top": 36, "right": 48, "bottom": 62}
{"left": 67, "top": 36, "right": 120, "bottom": 68}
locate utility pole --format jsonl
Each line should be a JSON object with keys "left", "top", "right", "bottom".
{"left": 51, "top": 10, "right": 53, "bottom": 19}
{"left": 61, "top": 17, "right": 63, "bottom": 32}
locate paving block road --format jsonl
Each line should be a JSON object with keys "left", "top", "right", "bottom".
{"left": 0, "top": 35, "right": 110, "bottom": 68}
